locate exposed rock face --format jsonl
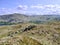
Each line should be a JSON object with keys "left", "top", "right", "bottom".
{"left": 23, "top": 25, "right": 36, "bottom": 32}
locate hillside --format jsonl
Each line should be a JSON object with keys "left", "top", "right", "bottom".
{"left": 0, "top": 14, "right": 60, "bottom": 45}
{"left": 0, "top": 22, "right": 60, "bottom": 45}
{"left": 0, "top": 13, "right": 60, "bottom": 25}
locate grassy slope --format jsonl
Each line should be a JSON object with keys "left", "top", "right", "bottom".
{"left": 0, "top": 22, "right": 60, "bottom": 45}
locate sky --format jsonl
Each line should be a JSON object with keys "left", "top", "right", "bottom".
{"left": 0, "top": 0, "right": 60, "bottom": 15}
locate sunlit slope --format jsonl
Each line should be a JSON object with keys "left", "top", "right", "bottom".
{"left": 0, "top": 22, "right": 60, "bottom": 45}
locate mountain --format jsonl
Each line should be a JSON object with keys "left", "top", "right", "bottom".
{"left": 0, "top": 13, "right": 60, "bottom": 25}
{"left": 0, "top": 13, "right": 30, "bottom": 23}
{"left": 0, "top": 14, "right": 60, "bottom": 45}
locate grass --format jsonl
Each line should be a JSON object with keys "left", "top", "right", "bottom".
{"left": 0, "top": 22, "right": 60, "bottom": 45}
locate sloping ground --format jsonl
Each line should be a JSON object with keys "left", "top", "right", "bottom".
{"left": 0, "top": 13, "right": 60, "bottom": 24}
{"left": 0, "top": 22, "right": 60, "bottom": 45}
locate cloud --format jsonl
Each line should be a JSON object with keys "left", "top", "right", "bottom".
{"left": 30, "top": 4, "right": 60, "bottom": 9}
{"left": 17, "top": 5, "right": 28, "bottom": 10}
{"left": 30, "top": 4, "right": 60, "bottom": 14}
{"left": 4, "top": 5, "right": 28, "bottom": 15}
{"left": 31, "top": 5, "right": 44, "bottom": 9}
{"left": 0, "top": 4, "right": 60, "bottom": 15}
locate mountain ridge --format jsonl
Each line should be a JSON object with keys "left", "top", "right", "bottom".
{"left": 0, "top": 13, "right": 60, "bottom": 24}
